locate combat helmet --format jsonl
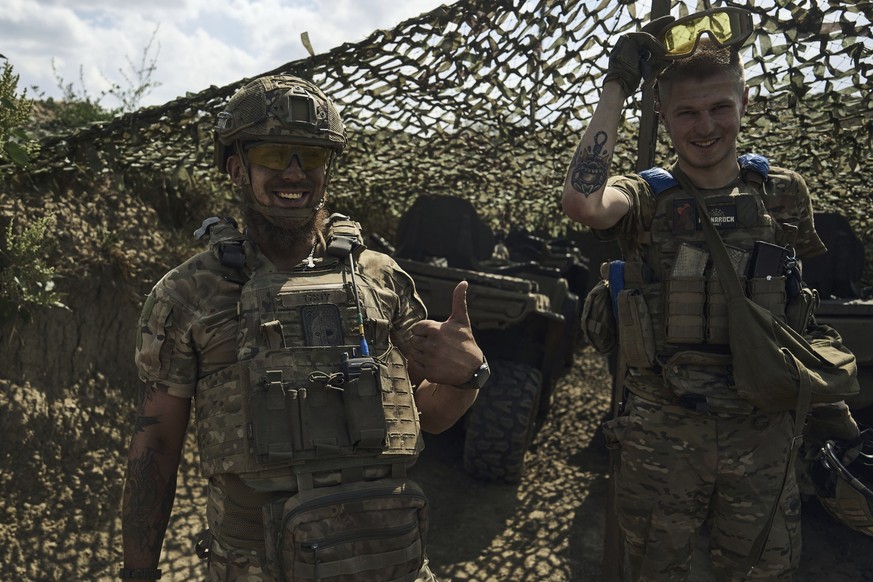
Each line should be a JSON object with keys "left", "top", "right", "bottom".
{"left": 809, "top": 427, "right": 873, "bottom": 537}
{"left": 214, "top": 75, "right": 347, "bottom": 225}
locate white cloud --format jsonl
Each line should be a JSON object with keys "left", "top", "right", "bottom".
{"left": 1, "top": 0, "right": 456, "bottom": 107}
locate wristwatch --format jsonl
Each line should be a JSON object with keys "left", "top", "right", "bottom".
{"left": 458, "top": 357, "right": 491, "bottom": 390}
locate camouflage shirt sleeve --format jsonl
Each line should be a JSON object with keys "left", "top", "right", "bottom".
{"left": 764, "top": 168, "right": 827, "bottom": 259}
{"left": 592, "top": 173, "right": 653, "bottom": 252}
{"left": 357, "top": 249, "right": 427, "bottom": 349}
{"left": 134, "top": 251, "right": 241, "bottom": 399}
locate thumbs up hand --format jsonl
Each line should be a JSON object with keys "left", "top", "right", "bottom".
{"left": 406, "top": 281, "right": 485, "bottom": 387}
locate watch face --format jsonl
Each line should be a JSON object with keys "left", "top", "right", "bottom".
{"left": 474, "top": 360, "right": 490, "bottom": 386}
{"left": 459, "top": 359, "right": 489, "bottom": 390}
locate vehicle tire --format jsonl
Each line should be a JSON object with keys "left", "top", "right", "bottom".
{"left": 462, "top": 360, "right": 543, "bottom": 484}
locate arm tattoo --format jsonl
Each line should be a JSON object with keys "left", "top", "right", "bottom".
{"left": 570, "top": 131, "right": 610, "bottom": 197}
{"left": 134, "top": 385, "right": 160, "bottom": 434}
{"left": 134, "top": 415, "right": 160, "bottom": 434}
{"left": 122, "top": 447, "right": 178, "bottom": 557}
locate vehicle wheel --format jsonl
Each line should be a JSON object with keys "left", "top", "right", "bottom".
{"left": 462, "top": 360, "right": 542, "bottom": 484}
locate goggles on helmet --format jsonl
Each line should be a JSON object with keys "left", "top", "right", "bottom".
{"left": 244, "top": 142, "right": 331, "bottom": 172}
{"left": 658, "top": 7, "right": 753, "bottom": 58}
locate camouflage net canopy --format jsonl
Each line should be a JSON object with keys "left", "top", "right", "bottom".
{"left": 18, "top": 0, "right": 873, "bottom": 243}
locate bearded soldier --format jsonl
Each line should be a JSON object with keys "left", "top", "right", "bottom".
{"left": 120, "top": 75, "right": 489, "bottom": 582}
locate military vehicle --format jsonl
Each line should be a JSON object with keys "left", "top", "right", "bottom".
{"left": 803, "top": 212, "right": 873, "bottom": 425}
{"left": 371, "top": 195, "right": 586, "bottom": 483}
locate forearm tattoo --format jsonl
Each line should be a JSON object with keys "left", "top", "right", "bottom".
{"left": 123, "top": 446, "right": 177, "bottom": 557}
{"left": 570, "top": 131, "right": 610, "bottom": 197}
{"left": 123, "top": 384, "right": 176, "bottom": 559}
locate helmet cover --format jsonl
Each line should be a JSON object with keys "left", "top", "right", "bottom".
{"left": 214, "top": 75, "right": 346, "bottom": 173}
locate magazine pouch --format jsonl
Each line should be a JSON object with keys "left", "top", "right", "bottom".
{"left": 664, "top": 277, "right": 706, "bottom": 344}
{"left": 616, "top": 288, "right": 657, "bottom": 368}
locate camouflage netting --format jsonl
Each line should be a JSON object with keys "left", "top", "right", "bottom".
{"left": 0, "top": 2, "right": 871, "bottom": 579}
{"left": 9, "top": 0, "right": 873, "bottom": 257}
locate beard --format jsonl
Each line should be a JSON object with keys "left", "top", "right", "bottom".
{"left": 244, "top": 205, "right": 329, "bottom": 254}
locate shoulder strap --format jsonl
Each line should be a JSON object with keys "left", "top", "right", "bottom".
{"left": 326, "top": 213, "right": 367, "bottom": 258}
{"left": 640, "top": 155, "right": 770, "bottom": 194}
{"left": 194, "top": 216, "right": 248, "bottom": 277}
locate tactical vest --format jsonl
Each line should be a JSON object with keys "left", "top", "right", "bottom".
{"left": 607, "top": 155, "right": 796, "bottom": 368}
{"left": 192, "top": 215, "right": 421, "bottom": 486}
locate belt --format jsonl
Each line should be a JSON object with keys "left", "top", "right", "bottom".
{"left": 629, "top": 388, "right": 756, "bottom": 415}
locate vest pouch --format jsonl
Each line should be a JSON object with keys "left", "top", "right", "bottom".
{"left": 785, "top": 285, "right": 819, "bottom": 333}
{"left": 661, "top": 351, "right": 753, "bottom": 413}
{"left": 747, "top": 276, "right": 787, "bottom": 322}
{"left": 299, "top": 370, "right": 353, "bottom": 457}
{"left": 341, "top": 356, "right": 388, "bottom": 450}
{"left": 263, "top": 478, "right": 428, "bottom": 582}
{"left": 581, "top": 279, "right": 617, "bottom": 354}
{"left": 665, "top": 277, "right": 706, "bottom": 344}
{"left": 706, "top": 276, "right": 746, "bottom": 344}
{"left": 249, "top": 368, "right": 306, "bottom": 465}
{"left": 616, "top": 289, "right": 657, "bottom": 369}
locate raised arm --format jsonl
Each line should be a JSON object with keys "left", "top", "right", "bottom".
{"left": 563, "top": 18, "right": 674, "bottom": 229}
{"left": 562, "top": 81, "right": 634, "bottom": 229}
{"left": 121, "top": 385, "right": 191, "bottom": 580}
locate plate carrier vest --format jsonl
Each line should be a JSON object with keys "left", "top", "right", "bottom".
{"left": 609, "top": 154, "right": 802, "bottom": 360}
{"left": 192, "top": 215, "right": 421, "bottom": 484}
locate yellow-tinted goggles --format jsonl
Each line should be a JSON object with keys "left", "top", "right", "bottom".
{"left": 245, "top": 143, "right": 331, "bottom": 171}
{"left": 659, "top": 7, "right": 753, "bottom": 58}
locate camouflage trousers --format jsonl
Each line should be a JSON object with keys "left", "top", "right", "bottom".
{"left": 204, "top": 536, "right": 439, "bottom": 581}
{"left": 603, "top": 394, "right": 801, "bottom": 582}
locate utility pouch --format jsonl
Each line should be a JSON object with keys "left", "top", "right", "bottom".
{"left": 785, "top": 285, "right": 819, "bottom": 334}
{"left": 748, "top": 276, "right": 787, "bottom": 322}
{"left": 664, "top": 277, "right": 706, "bottom": 344}
{"left": 616, "top": 289, "right": 657, "bottom": 368}
{"left": 263, "top": 479, "right": 428, "bottom": 582}
{"left": 729, "top": 296, "right": 859, "bottom": 411}
{"left": 581, "top": 278, "right": 617, "bottom": 354}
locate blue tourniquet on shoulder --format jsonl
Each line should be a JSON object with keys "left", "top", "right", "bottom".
{"left": 738, "top": 154, "right": 770, "bottom": 180}
{"left": 639, "top": 167, "right": 678, "bottom": 195}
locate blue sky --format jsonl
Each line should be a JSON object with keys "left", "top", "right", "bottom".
{"left": 1, "top": 0, "right": 458, "bottom": 108}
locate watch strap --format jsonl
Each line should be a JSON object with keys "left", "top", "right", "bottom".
{"left": 457, "top": 357, "right": 490, "bottom": 390}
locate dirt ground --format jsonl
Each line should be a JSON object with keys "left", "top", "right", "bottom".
{"left": 1, "top": 343, "right": 871, "bottom": 581}
{"left": 119, "top": 349, "right": 873, "bottom": 579}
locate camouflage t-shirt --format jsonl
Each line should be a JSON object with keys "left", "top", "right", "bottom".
{"left": 135, "top": 240, "right": 427, "bottom": 399}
